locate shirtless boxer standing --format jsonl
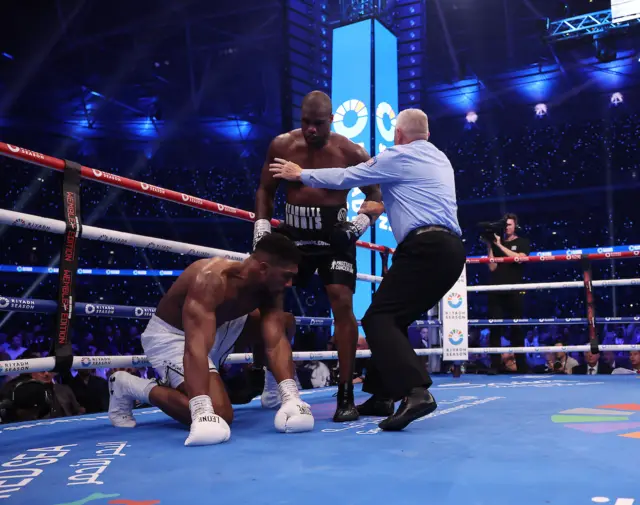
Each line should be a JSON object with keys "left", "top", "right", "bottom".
{"left": 254, "top": 91, "right": 382, "bottom": 422}
{"left": 108, "top": 233, "right": 314, "bottom": 446}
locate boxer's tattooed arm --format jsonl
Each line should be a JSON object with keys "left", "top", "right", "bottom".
{"left": 346, "top": 142, "right": 383, "bottom": 203}
{"left": 260, "top": 293, "right": 294, "bottom": 384}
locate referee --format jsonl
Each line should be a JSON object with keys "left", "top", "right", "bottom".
{"left": 270, "top": 109, "right": 465, "bottom": 431}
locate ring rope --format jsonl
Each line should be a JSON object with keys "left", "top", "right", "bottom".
{"left": 0, "top": 208, "right": 383, "bottom": 284}
{"left": 3, "top": 295, "right": 640, "bottom": 326}
{"left": 1, "top": 343, "right": 638, "bottom": 376}
{"left": 0, "top": 141, "right": 390, "bottom": 253}
{"left": 468, "top": 250, "right": 640, "bottom": 264}
{"left": 5, "top": 142, "right": 640, "bottom": 263}
{"left": 2, "top": 265, "right": 639, "bottom": 292}
{"left": 5, "top": 142, "right": 640, "bottom": 264}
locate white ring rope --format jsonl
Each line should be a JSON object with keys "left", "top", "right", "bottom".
{"left": 471, "top": 278, "right": 640, "bottom": 292}
{"left": 0, "top": 208, "right": 384, "bottom": 283}
{"left": 4, "top": 208, "right": 639, "bottom": 292}
{"left": 1, "top": 344, "right": 638, "bottom": 375}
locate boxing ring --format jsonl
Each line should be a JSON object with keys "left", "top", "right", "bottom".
{"left": 1, "top": 142, "right": 640, "bottom": 505}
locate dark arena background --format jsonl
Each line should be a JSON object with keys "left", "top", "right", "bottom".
{"left": 0, "top": 1, "right": 639, "bottom": 504}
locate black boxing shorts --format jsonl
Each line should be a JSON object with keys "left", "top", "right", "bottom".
{"left": 274, "top": 203, "right": 357, "bottom": 292}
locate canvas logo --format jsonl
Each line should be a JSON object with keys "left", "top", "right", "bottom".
{"left": 52, "top": 491, "right": 161, "bottom": 505}
{"left": 591, "top": 497, "right": 636, "bottom": 505}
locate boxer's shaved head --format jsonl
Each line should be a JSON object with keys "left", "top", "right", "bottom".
{"left": 301, "top": 91, "right": 332, "bottom": 116}
{"left": 301, "top": 91, "right": 333, "bottom": 148}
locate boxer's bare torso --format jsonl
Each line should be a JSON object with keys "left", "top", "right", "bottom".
{"left": 155, "top": 258, "right": 267, "bottom": 331}
{"left": 267, "top": 130, "right": 366, "bottom": 207}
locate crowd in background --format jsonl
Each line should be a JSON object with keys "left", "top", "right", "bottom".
{"left": 1, "top": 112, "right": 640, "bottom": 423}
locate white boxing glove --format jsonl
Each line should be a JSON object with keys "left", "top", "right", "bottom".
{"left": 184, "top": 395, "right": 231, "bottom": 447}
{"left": 274, "top": 379, "right": 314, "bottom": 433}
{"left": 275, "top": 399, "right": 314, "bottom": 433}
{"left": 253, "top": 219, "right": 271, "bottom": 250}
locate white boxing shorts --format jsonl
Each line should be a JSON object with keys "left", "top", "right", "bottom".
{"left": 141, "top": 313, "right": 249, "bottom": 389}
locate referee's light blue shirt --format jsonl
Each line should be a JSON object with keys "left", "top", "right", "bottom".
{"left": 300, "top": 139, "right": 462, "bottom": 244}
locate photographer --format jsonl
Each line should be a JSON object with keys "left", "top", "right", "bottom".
{"left": 483, "top": 213, "right": 530, "bottom": 373}
{"left": 0, "top": 352, "right": 84, "bottom": 423}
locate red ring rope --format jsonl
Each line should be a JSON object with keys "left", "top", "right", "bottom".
{"left": 0, "top": 141, "right": 390, "bottom": 253}
{"left": 3, "top": 141, "right": 640, "bottom": 264}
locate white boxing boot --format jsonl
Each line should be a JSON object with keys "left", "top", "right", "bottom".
{"left": 109, "top": 371, "right": 155, "bottom": 428}
{"left": 184, "top": 395, "right": 231, "bottom": 446}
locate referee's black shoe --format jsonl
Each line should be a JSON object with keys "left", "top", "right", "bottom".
{"left": 378, "top": 387, "right": 437, "bottom": 431}
{"left": 357, "top": 395, "right": 394, "bottom": 417}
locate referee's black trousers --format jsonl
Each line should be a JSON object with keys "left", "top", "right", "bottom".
{"left": 361, "top": 229, "right": 467, "bottom": 401}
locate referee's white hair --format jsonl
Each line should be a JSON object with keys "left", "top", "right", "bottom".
{"left": 396, "top": 109, "right": 429, "bottom": 141}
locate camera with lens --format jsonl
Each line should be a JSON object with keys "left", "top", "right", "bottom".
{"left": 477, "top": 218, "right": 507, "bottom": 244}
{"left": 0, "top": 379, "right": 53, "bottom": 423}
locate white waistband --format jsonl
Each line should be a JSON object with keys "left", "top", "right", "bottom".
{"left": 148, "top": 314, "right": 184, "bottom": 336}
